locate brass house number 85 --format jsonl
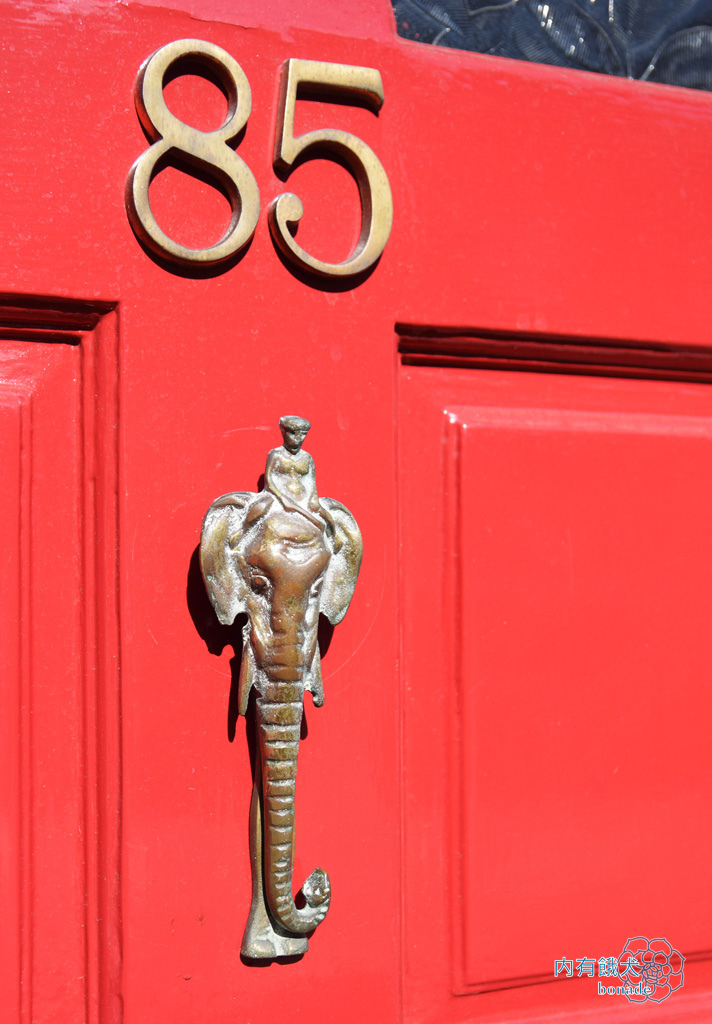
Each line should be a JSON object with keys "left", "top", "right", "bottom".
{"left": 125, "top": 39, "right": 394, "bottom": 278}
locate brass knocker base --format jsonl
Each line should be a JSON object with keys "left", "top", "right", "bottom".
{"left": 201, "top": 417, "right": 362, "bottom": 960}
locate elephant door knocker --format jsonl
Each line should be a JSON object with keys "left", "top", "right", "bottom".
{"left": 200, "top": 417, "right": 362, "bottom": 959}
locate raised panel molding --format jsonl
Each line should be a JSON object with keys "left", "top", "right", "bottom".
{"left": 445, "top": 406, "right": 712, "bottom": 996}
{"left": 0, "top": 391, "right": 29, "bottom": 1023}
{"left": 0, "top": 299, "right": 120, "bottom": 1024}
{"left": 398, "top": 324, "right": 712, "bottom": 383}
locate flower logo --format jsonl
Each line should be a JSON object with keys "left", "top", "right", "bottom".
{"left": 618, "top": 937, "right": 685, "bottom": 1003}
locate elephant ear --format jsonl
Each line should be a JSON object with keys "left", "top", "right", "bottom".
{"left": 319, "top": 497, "right": 362, "bottom": 624}
{"left": 200, "top": 492, "right": 254, "bottom": 625}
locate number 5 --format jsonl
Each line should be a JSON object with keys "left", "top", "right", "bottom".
{"left": 269, "top": 60, "right": 393, "bottom": 279}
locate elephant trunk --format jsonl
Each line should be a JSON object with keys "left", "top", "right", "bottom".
{"left": 257, "top": 681, "right": 331, "bottom": 934}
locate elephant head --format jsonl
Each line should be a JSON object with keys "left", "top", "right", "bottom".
{"left": 200, "top": 417, "right": 362, "bottom": 958}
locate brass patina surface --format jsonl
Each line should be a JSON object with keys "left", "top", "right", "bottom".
{"left": 126, "top": 44, "right": 393, "bottom": 278}
{"left": 126, "top": 38, "right": 260, "bottom": 267}
{"left": 269, "top": 59, "right": 394, "bottom": 278}
{"left": 201, "top": 418, "right": 362, "bottom": 958}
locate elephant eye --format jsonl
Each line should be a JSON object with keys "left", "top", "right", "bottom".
{"left": 252, "top": 574, "right": 269, "bottom": 591}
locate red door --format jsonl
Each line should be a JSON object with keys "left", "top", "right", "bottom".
{"left": 1, "top": 1, "right": 711, "bottom": 1022}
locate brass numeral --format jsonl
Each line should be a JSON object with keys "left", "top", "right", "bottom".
{"left": 269, "top": 60, "right": 393, "bottom": 278}
{"left": 126, "top": 39, "right": 260, "bottom": 267}
{"left": 126, "top": 45, "right": 393, "bottom": 280}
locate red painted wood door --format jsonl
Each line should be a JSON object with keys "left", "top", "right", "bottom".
{"left": 1, "top": 2, "right": 711, "bottom": 1022}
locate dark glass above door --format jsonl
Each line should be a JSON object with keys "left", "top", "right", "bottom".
{"left": 392, "top": 0, "right": 712, "bottom": 91}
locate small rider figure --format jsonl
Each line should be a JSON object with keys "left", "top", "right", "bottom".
{"left": 265, "top": 415, "right": 336, "bottom": 540}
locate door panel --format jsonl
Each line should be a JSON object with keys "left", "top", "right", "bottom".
{"left": 1, "top": 1, "right": 712, "bottom": 1021}
{"left": 399, "top": 359, "right": 712, "bottom": 1021}
{"left": 0, "top": 339, "right": 85, "bottom": 1023}
{"left": 0, "top": 308, "right": 120, "bottom": 1024}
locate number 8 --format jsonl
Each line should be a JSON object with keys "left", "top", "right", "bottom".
{"left": 126, "top": 39, "right": 260, "bottom": 266}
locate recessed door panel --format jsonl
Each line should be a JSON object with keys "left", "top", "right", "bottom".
{"left": 400, "top": 363, "right": 712, "bottom": 1021}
